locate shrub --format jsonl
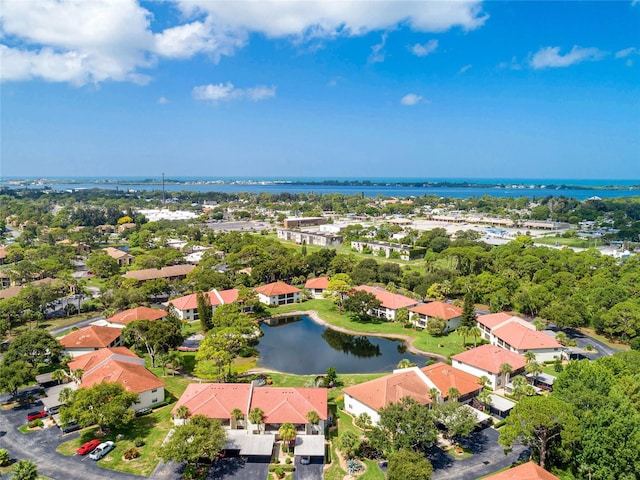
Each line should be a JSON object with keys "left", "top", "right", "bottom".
{"left": 346, "top": 459, "right": 363, "bottom": 474}
{"left": 285, "top": 457, "right": 292, "bottom": 465}
{"left": 274, "top": 467, "right": 285, "bottom": 478}
{"left": 494, "top": 420, "right": 507, "bottom": 428}
{"left": 134, "top": 438, "right": 145, "bottom": 447}
{"left": 0, "top": 448, "right": 10, "bottom": 467}
{"left": 28, "top": 419, "right": 43, "bottom": 428}
{"left": 124, "top": 448, "right": 140, "bottom": 460}
{"left": 116, "top": 433, "right": 125, "bottom": 441}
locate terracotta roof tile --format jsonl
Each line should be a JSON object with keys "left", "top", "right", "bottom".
{"left": 170, "top": 289, "right": 239, "bottom": 311}
{"left": 68, "top": 347, "right": 139, "bottom": 372}
{"left": 483, "top": 461, "right": 560, "bottom": 480}
{"left": 108, "top": 306, "right": 167, "bottom": 325}
{"left": 305, "top": 277, "right": 330, "bottom": 289}
{"left": 80, "top": 359, "right": 164, "bottom": 394}
{"left": 343, "top": 370, "right": 432, "bottom": 411}
{"left": 410, "top": 302, "right": 462, "bottom": 320}
{"left": 354, "top": 285, "right": 418, "bottom": 310}
{"left": 123, "top": 264, "right": 194, "bottom": 281}
{"left": 250, "top": 387, "right": 327, "bottom": 424}
{"left": 421, "top": 363, "right": 483, "bottom": 399}
{"left": 477, "top": 312, "right": 514, "bottom": 329}
{"left": 492, "top": 323, "right": 562, "bottom": 350}
{"left": 452, "top": 344, "right": 527, "bottom": 374}
{"left": 60, "top": 325, "right": 122, "bottom": 349}
{"left": 172, "top": 383, "right": 251, "bottom": 418}
{"left": 255, "top": 282, "right": 302, "bottom": 296}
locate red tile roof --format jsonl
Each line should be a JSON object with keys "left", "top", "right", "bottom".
{"left": 410, "top": 302, "right": 462, "bottom": 320}
{"left": 483, "top": 461, "right": 560, "bottom": 480}
{"left": 250, "top": 387, "right": 327, "bottom": 424}
{"left": 477, "top": 312, "right": 514, "bottom": 329}
{"left": 103, "top": 247, "right": 132, "bottom": 260}
{"left": 68, "top": 347, "right": 139, "bottom": 372}
{"left": 343, "top": 370, "right": 432, "bottom": 411}
{"left": 452, "top": 344, "right": 527, "bottom": 374}
{"left": 305, "top": 277, "right": 330, "bottom": 290}
{"left": 80, "top": 358, "right": 165, "bottom": 394}
{"left": 421, "top": 363, "right": 483, "bottom": 399}
{"left": 170, "top": 289, "right": 240, "bottom": 311}
{"left": 255, "top": 282, "right": 302, "bottom": 296}
{"left": 354, "top": 285, "right": 418, "bottom": 310}
{"left": 108, "top": 306, "right": 167, "bottom": 325}
{"left": 60, "top": 325, "right": 122, "bottom": 349}
{"left": 172, "top": 383, "right": 251, "bottom": 418}
{"left": 492, "top": 322, "right": 562, "bottom": 350}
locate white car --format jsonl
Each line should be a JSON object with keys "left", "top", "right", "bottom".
{"left": 88, "top": 441, "right": 115, "bottom": 460}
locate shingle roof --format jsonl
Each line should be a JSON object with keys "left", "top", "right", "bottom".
{"left": 103, "top": 247, "right": 132, "bottom": 260}
{"left": 354, "top": 285, "right": 418, "bottom": 310}
{"left": 492, "top": 322, "right": 562, "bottom": 350}
{"left": 304, "top": 277, "right": 330, "bottom": 290}
{"left": 343, "top": 370, "right": 432, "bottom": 411}
{"left": 255, "top": 282, "right": 302, "bottom": 296}
{"left": 59, "top": 325, "right": 122, "bottom": 349}
{"left": 250, "top": 387, "right": 327, "bottom": 424}
{"left": 123, "top": 264, "right": 194, "bottom": 281}
{"left": 171, "top": 383, "right": 251, "bottom": 418}
{"left": 410, "top": 302, "right": 462, "bottom": 320}
{"left": 170, "top": 289, "right": 240, "bottom": 311}
{"left": 107, "top": 306, "right": 167, "bottom": 325}
{"left": 483, "top": 461, "right": 560, "bottom": 480}
{"left": 452, "top": 344, "right": 527, "bottom": 374}
{"left": 421, "top": 363, "right": 483, "bottom": 399}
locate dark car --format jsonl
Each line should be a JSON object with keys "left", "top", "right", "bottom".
{"left": 27, "top": 410, "right": 46, "bottom": 422}
{"left": 77, "top": 439, "right": 101, "bottom": 455}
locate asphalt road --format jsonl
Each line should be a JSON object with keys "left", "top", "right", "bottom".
{"left": 564, "top": 327, "right": 619, "bottom": 359}
{"left": 293, "top": 455, "right": 323, "bottom": 480}
{"left": 48, "top": 315, "right": 105, "bottom": 336}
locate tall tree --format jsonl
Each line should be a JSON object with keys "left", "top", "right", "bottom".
{"left": 159, "top": 414, "right": 226, "bottom": 469}
{"left": 278, "top": 422, "right": 297, "bottom": 453}
{"left": 11, "top": 460, "right": 38, "bottom": 480}
{"left": 499, "top": 396, "right": 579, "bottom": 469}
{"left": 0, "top": 360, "right": 34, "bottom": 400}
{"left": 249, "top": 407, "right": 264, "bottom": 434}
{"left": 433, "top": 401, "right": 476, "bottom": 443}
{"left": 387, "top": 449, "right": 433, "bottom": 480}
{"left": 122, "top": 318, "right": 184, "bottom": 367}
{"left": 461, "top": 293, "right": 477, "bottom": 328}
{"left": 2, "top": 329, "right": 61, "bottom": 368}
{"left": 196, "top": 292, "right": 213, "bottom": 332}
{"left": 499, "top": 363, "right": 513, "bottom": 387}
{"left": 344, "top": 290, "right": 382, "bottom": 321}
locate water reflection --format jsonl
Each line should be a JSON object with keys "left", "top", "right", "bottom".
{"left": 258, "top": 315, "right": 427, "bottom": 374}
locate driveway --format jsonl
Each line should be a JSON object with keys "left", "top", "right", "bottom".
{"left": 429, "top": 428, "right": 529, "bottom": 480}
{"left": 207, "top": 456, "right": 269, "bottom": 480}
{"left": 563, "top": 327, "right": 618, "bottom": 359}
{"left": 0, "top": 397, "right": 141, "bottom": 480}
{"left": 294, "top": 456, "right": 323, "bottom": 480}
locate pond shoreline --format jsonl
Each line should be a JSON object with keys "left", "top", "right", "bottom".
{"left": 267, "top": 310, "right": 447, "bottom": 363}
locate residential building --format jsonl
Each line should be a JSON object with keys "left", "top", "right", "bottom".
{"left": 353, "top": 285, "right": 418, "bottom": 321}
{"left": 451, "top": 344, "right": 526, "bottom": 390}
{"left": 123, "top": 264, "right": 194, "bottom": 283}
{"left": 103, "top": 247, "right": 134, "bottom": 267}
{"left": 59, "top": 325, "right": 123, "bottom": 357}
{"left": 350, "top": 240, "right": 425, "bottom": 261}
{"left": 103, "top": 306, "right": 167, "bottom": 328}
{"left": 68, "top": 347, "right": 165, "bottom": 411}
{"left": 277, "top": 228, "right": 343, "bottom": 247}
{"left": 304, "top": 277, "right": 330, "bottom": 299}
{"left": 478, "top": 313, "right": 563, "bottom": 362}
{"left": 283, "top": 217, "right": 327, "bottom": 228}
{"left": 255, "top": 282, "right": 302, "bottom": 306}
{"left": 169, "top": 288, "right": 240, "bottom": 321}
{"left": 409, "top": 302, "right": 462, "bottom": 331}
{"left": 483, "top": 461, "right": 560, "bottom": 480}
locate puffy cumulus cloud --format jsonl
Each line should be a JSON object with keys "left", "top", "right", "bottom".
{"left": 174, "top": 0, "right": 487, "bottom": 38}
{"left": 0, "top": 0, "right": 154, "bottom": 84}
{"left": 192, "top": 82, "right": 276, "bottom": 103}
{"left": 530, "top": 45, "right": 606, "bottom": 69}
{"left": 400, "top": 93, "right": 426, "bottom": 106}
{"left": 410, "top": 39, "right": 438, "bottom": 57}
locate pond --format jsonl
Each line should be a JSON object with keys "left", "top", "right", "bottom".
{"left": 257, "top": 315, "right": 429, "bottom": 374}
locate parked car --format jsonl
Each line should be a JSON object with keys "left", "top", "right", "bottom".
{"left": 77, "top": 439, "right": 101, "bottom": 455}
{"left": 88, "top": 441, "right": 115, "bottom": 460}
{"left": 26, "top": 410, "right": 46, "bottom": 422}
{"left": 300, "top": 456, "right": 311, "bottom": 465}
{"left": 60, "top": 422, "right": 81, "bottom": 434}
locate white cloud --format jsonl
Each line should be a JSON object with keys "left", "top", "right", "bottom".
{"left": 615, "top": 47, "right": 638, "bottom": 58}
{"left": 400, "top": 93, "right": 426, "bottom": 106}
{"left": 410, "top": 40, "right": 438, "bottom": 57}
{"left": 530, "top": 45, "right": 606, "bottom": 69}
{"left": 157, "top": 96, "right": 169, "bottom": 105}
{"left": 369, "top": 33, "right": 388, "bottom": 64}
{"left": 154, "top": 20, "right": 246, "bottom": 61}
{"left": 459, "top": 64, "right": 472, "bottom": 73}
{"left": 192, "top": 82, "right": 276, "bottom": 103}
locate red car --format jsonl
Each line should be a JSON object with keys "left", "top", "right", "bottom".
{"left": 26, "top": 410, "right": 46, "bottom": 422}
{"left": 77, "top": 439, "right": 101, "bottom": 455}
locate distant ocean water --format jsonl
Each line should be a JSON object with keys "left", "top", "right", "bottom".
{"left": 2, "top": 176, "right": 639, "bottom": 200}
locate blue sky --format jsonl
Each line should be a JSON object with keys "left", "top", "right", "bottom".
{"left": 1, "top": 0, "right": 639, "bottom": 180}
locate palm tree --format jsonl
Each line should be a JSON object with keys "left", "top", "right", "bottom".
{"left": 477, "top": 376, "right": 490, "bottom": 388}
{"left": 532, "top": 318, "right": 545, "bottom": 331}
{"left": 397, "top": 358, "right": 416, "bottom": 369}
{"left": 555, "top": 331, "right": 569, "bottom": 346}
{"left": 499, "top": 363, "right": 513, "bottom": 388}
{"left": 447, "top": 387, "right": 461, "bottom": 402}
{"left": 175, "top": 405, "right": 190, "bottom": 421}
{"left": 278, "top": 422, "right": 297, "bottom": 453}
{"left": 51, "top": 369, "right": 68, "bottom": 385}
{"left": 525, "top": 360, "right": 543, "bottom": 382}
{"left": 457, "top": 326, "right": 471, "bottom": 348}
{"left": 511, "top": 375, "right": 528, "bottom": 399}
{"left": 230, "top": 408, "right": 244, "bottom": 430}
{"left": 12, "top": 459, "right": 38, "bottom": 480}
{"left": 477, "top": 388, "right": 492, "bottom": 411}
{"left": 249, "top": 407, "right": 264, "bottom": 434}
{"left": 168, "top": 350, "right": 183, "bottom": 376}
{"left": 524, "top": 351, "right": 536, "bottom": 363}
{"left": 306, "top": 411, "right": 320, "bottom": 434}
{"left": 58, "top": 387, "right": 74, "bottom": 405}
{"left": 469, "top": 326, "right": 482, "bottom": 347}
{"left": 71, "top": 369, "right": 84, "bottom": 383}
{"left": 429, "top": 387, "right": 440, "bottom": 405}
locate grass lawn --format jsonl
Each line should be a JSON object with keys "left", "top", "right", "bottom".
{"left": 265, "top": 298, "right": 463, "bottom": 358}
{"left": 534, "top": 236, "right": 590, "bottom": 248}
{"left": 57, "top": 405, "right": 174, "bottom": 476}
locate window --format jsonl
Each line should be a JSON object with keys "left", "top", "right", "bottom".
{"left": 151, "top": 389, "right": 157, "bottom": 393}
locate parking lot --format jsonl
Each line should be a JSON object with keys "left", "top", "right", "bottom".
{"left": 206, "top": 456, "right": 269, "bottom": 480}
{"left": 293, "top": 455, "right": 323, "bottom": 480}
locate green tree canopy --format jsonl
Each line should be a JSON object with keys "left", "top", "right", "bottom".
{"left": 387, "top": 449, "right": 433, "bottom": 480}
{"left": 158, "top": 414, "right": 227, "bottom": 468}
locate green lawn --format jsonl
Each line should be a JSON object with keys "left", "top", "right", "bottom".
{"left": 533, "top": 236, "right": 590, "bottom": 248}
{"left": 57, "top": 405, "right": 174, "bottom": 476}
{"left": 265, "top": 298, "right": 463, "bottom": 359}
